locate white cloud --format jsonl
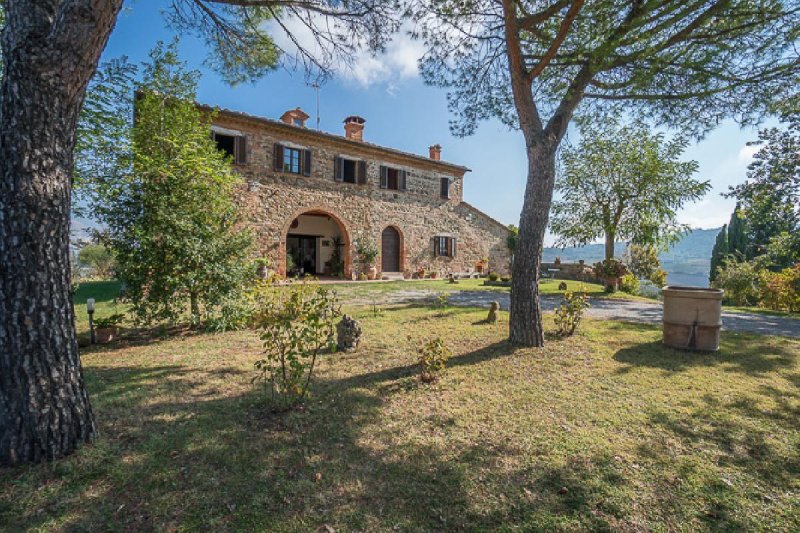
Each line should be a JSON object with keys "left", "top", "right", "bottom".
{"left": 737, "top": 143, "right": 759, "bottom": 162}
{"left": 266, "top": 15, "right": 423, "bottom": 90}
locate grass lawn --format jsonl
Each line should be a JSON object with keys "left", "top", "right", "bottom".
{"left": 2, "top": 295, "right": 798, "bottom": 530}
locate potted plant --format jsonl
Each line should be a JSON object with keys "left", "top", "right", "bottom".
{"left": 417, "top": 266, "right": 426, "bottom": 279}
{"left": 475, "top": 257, "right": 488, "bottom": 273}
{"left": 253, "top": 257, "right": 271, "bottom": 279}
{"left": 356, "top": 238, "right": 379, "bottom": 280}
{"left": 592, "top": 258, "right": 628, "bottom": 292}
{"left": 93, "top": 313, "right": 125, "bottom": 344}
{"left": 554, "top": 256, "right": 562, "bottom": 266}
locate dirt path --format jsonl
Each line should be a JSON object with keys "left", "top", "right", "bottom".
{"left": 344, "top": 289, "right": 800, "bottom": 338}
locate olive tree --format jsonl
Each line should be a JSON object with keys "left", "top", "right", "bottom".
{"left": 416, "top": 0, "right": 799, "bottom": 346}
{"left": 0, "top": 0, "right": 398, "bottom": 465}
{"left": 550, "top": 120, "right": 709, "bottom": 260}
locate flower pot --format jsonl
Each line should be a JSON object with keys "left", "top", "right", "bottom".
{"left": 95, "top": 327, "right": 118, "bottom": 344}
{"left": 662, "top": 286, "right": 723, "bottom": 351}
{"left": 367, "top": 265, "right": 377, "bottom": 280}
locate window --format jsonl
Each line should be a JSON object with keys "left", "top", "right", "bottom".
{"left": 440, "top": 177, "right": 450, "bottom": 199}
{"left": 433, "top": 236, "right": 456, "bottom": 257}
{"left": 213, "top": 132, "right": 247, "bottom": 165}
{"left": 273, "top": 144, "right": 311, "bottom": 176}
{"left": 334, "top": 156, "right": 367, "bottom": 184}
{"left": 380, "top": 165, "right": 407, "bottom": 191}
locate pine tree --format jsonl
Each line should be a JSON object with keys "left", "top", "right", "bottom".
{"left": 709, "top": 224, "right": 729, "bottom": 282}
{"left": 727, "top": 205, "right": 749, "bottom": 260}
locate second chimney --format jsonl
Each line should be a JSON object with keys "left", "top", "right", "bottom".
{"left": 343, "top": 115, "right": 366, "bottom": 141}
{"left": 429, "top": 144, "right": 442, "bottom": 160}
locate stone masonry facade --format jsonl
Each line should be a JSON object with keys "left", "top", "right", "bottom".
{"left": 207, "top": 105, "right": 511, "bottom": 278}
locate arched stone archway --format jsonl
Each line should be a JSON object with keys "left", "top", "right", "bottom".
{"left": 380, "top": 225, "right": 404, "bottom": 273}
{"left": 281, "top": 207, "right": 351, "bottom": 278}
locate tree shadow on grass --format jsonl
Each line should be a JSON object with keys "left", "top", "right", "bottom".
{"left": 613, "top": 336, "right": 797, "bottom": 376}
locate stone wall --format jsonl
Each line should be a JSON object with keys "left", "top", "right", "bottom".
{"left": 212, "top": 108, "right": 511, "bottom": 277}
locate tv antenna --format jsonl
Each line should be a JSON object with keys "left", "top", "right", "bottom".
{"left": 310, "top": 82, "right": 321, "bottom": 130}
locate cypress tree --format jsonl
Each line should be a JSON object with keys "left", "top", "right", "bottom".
{"left": 727, "top": 205, "right": 749, "bottom": 259}
{"left": 709, "top": 224, "right": 729, "bottom": 282}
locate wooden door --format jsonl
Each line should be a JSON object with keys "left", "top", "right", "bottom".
{"left": 381, "top": 227, "right": 400, "bottom": 272}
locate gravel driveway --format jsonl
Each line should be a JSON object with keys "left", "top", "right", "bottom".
{"left": 347, "top": 289, "right": 800, "bottom": 338}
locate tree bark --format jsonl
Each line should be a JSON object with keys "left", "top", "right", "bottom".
{"left": 0, "top": 0, "right": 123, "bottom": 466}
{"left": 604, "top": 231, "right": 615, "bottom": 260}
{"left": 509, "top": 142, "right": 558, "bottom": 346}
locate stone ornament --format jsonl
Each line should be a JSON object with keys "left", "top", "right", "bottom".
{"left": 337, "top": 315, "right": 362, "bottom": 352}
{"left": 487, "top": 301, "right": 499, "bottom": 323}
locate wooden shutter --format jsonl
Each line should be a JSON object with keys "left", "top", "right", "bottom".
{"left": 302, "top": 149, "right": 312, "bottom": 176}
{"left": 235, "top": 135, "right": 247, "bottom": 165}
{"left": 380, "top": 165, "right": 388, "bottom": 189}
{"left": 433, "top": 236, "right": 439, "bottom": 256}
{"left": 334, "top": 156, "right": 344, "bottom": 182}
{"left": 357, "top": 160, "right": 367, "bottom": 184}
{"left": 440, "top": 177, "right": 450, "bottom": 199}
{"left": 449, "top": 237, "right": 457, "bottom": 257}
{"left": 273, "top": 144, "right": 284, "bottom": 172}
{"left": 399, "top": 170, "right": 407, "bottom": 191}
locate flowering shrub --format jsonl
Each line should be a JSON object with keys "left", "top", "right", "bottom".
{"left": 712, "top": 259, "right": 763, "bottom": 306}
{"left": 650, "top": 268, "right": 668, "bottom": 288}
{"left": 553, "top": 290, "right": 590, "bottom": 336}
{"left": 593, "top": 258, "right": 628, "bottom": 279}
{"left": 760, "top": 264, "right": 800, "bottom": 312}
{"left": 619, "top": 273, "right": 640, "bottom": 295}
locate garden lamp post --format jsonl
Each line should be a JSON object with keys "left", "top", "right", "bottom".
{"left": 86, "top": 298, "right": 96, "bottom": 345}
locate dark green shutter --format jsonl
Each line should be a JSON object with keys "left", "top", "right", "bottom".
{"left": 302, "top": 149, "right": 312, "bottom": 176}
{"left": 357, "top": 161, "right": 367, "bottom": 184}
{"left": 334, "top": 156, "right": 343, "bottom": 181}
{"left": 400, "top": 170, "right": 407, "bottom": 191}
{"left": 273, "top": 144, "right": 284, "bottom": 172}
{"left": 380, "top": 166, "right": 388, "bottom": 189}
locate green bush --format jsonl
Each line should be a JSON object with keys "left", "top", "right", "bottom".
{"left": 418, "top": 337, "right": 452, "bottom": 383}
{"left": 760, "top": 264, "right": 800, "bottom": 312}
{"left": 619, "top": 273, "right": 640, "bottom": 295}
{"left": 488, "top": 272, "right": 499, "bottom": 282}
{"left": 650, "top": 268, "right": 668, "bottom": 288}
{"left": 252, "top": 281, "right": 340, "bottom": 411}
{"left": 712, "top": 258, "right": 763, "bottom": 306}
{"left": 553, "top": 290, "right": 590, "bottom": 336}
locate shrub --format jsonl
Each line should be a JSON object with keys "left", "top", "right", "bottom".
{"left": 356, "top": 237, "right": 379, "bottom": 266}
{"left": 500, "top": 277, "right": 511, "bottom": 283}
{"left": 553, "top": 290, "right": 590, "bottom": 336}
{"left": 252, "top": 281, "right": 340, "bottom": 411}
{"left": 488, "top": 272, "right": 499, "bottom": 282}
{"left": 78, "top": 243, "right": 116, "bottom": 279}
{"left": 760, "top": 264, "right": 800, "bottom": 312}
{"left": 418, "top": 337, "right": 452, "bottom": 383}
{"left": 593, "top": 258, "right": 628, "bottom": 279}
{"left": 712, "top": 258, "right": 763, "bottom": 306}
{"left": 619, "top": 273, "right": 640, "bottom": 295}
{"left": 558, "top": 281, "right": 568, "bottom": 290}
{"left": 358, "top": 272, "right": 368, "bottom": 281}
{"left": 650, "top": 268, "right": 668, "bottom": 288}
{"left": 624, "top": 244, "right": 661, "bottom": 280}
{"left": 93, "top": 313, "right": 125, "bottom": 329}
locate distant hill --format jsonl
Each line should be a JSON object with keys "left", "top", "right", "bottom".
{"left": 543, "top": 227, "right": 721, "bottom": 287}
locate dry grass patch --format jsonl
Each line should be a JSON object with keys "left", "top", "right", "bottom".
{"left": 2, "top": 304, "right": 798, "bottom": 531}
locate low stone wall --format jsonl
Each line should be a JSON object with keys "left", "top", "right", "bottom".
{"left": 540, "top": 262, "right": 600, "bottom": 284}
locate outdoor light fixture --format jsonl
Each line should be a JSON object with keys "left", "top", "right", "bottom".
{"left": 86, "top": 298, "right": 96, "bottom": 345}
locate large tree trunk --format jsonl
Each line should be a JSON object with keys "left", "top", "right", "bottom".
{"left": 604, "top": 231, "right": 615, "bottom": 260}
{"left": 509, "top": 142, "right": 557, "bottom": 346}
{"left": 0, "top": 0, "right": 122, "bottom": 466}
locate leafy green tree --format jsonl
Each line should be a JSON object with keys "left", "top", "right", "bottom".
{"left": 77, "top": 243, "right": 116, "bottom": 280}
{"left": 624, "top": 244, "right": 661, "bottom": 281}
{"left": 727, "top": 118, "right": 799, "bottom": 260}
{"left": 416, "top": 0, "right": 798, "bottom": 346}
{"left": 709, "top": 225, "right": 729, "bottom": 282}
{"left": 1, "top": 0, "right": 399, "bottom": 466}
{"left": 551, "top": 121, "right": 708, "bottom": 260}
{"left": 93, "top": 42, "right": 252, "bottom": 325}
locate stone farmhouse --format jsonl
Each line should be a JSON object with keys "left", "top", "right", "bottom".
{"left": 206, "top": 105, "right": 511, "bottom": 279}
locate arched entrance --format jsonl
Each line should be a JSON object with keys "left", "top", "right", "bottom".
{"left": 283, "top": 209, "right": 350, "bottom": 278}
{"left": 381, "top": 226, "right": 402, "bottom": 272}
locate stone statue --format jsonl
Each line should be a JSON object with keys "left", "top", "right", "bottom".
{"left": 336, "top": 315, "right": 362, "bottom": 352}
{"left": 487, "top": 301, "right": 499, "bottom": 323}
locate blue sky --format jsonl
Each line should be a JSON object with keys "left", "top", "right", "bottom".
{"left": 102, "top": 2, "right": 770, "bottom": 245}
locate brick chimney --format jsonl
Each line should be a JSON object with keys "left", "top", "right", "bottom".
{"left": 429, "top": 144, "right": 442, "bottom": 160}
{"left": 280, "top": 107, "right": 309, "bottom": 127}
{"left": 343, "top": 115, "right": 366, "bottom": 141}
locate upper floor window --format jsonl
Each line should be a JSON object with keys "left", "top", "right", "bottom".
{"left": 433, "top": 236, "right": 457, "bottom": 258}
{"left": 380, "top": 165, "right": 407, "bottom": 191}
{"left": 440, "top": 177, "right": 451, "bottom": 199}
{"left": 212, "top": 131, "right": 247, "bottom": 165}
{"left": 334, "top": 156, "right": 367, "bottom": 184}
{"left": 273, "top": 143, "right": 311, "bottom": 176}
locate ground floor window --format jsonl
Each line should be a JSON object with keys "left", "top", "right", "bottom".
{"left": 434, "top": 236, "right": 456, "bottom": 258}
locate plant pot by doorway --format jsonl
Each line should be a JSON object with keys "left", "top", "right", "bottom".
{"left": 367, "top": 265, "right": 378, "bottom": 280}
{"left": 95, "top": 327, "right": 118, "bottom": 344}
